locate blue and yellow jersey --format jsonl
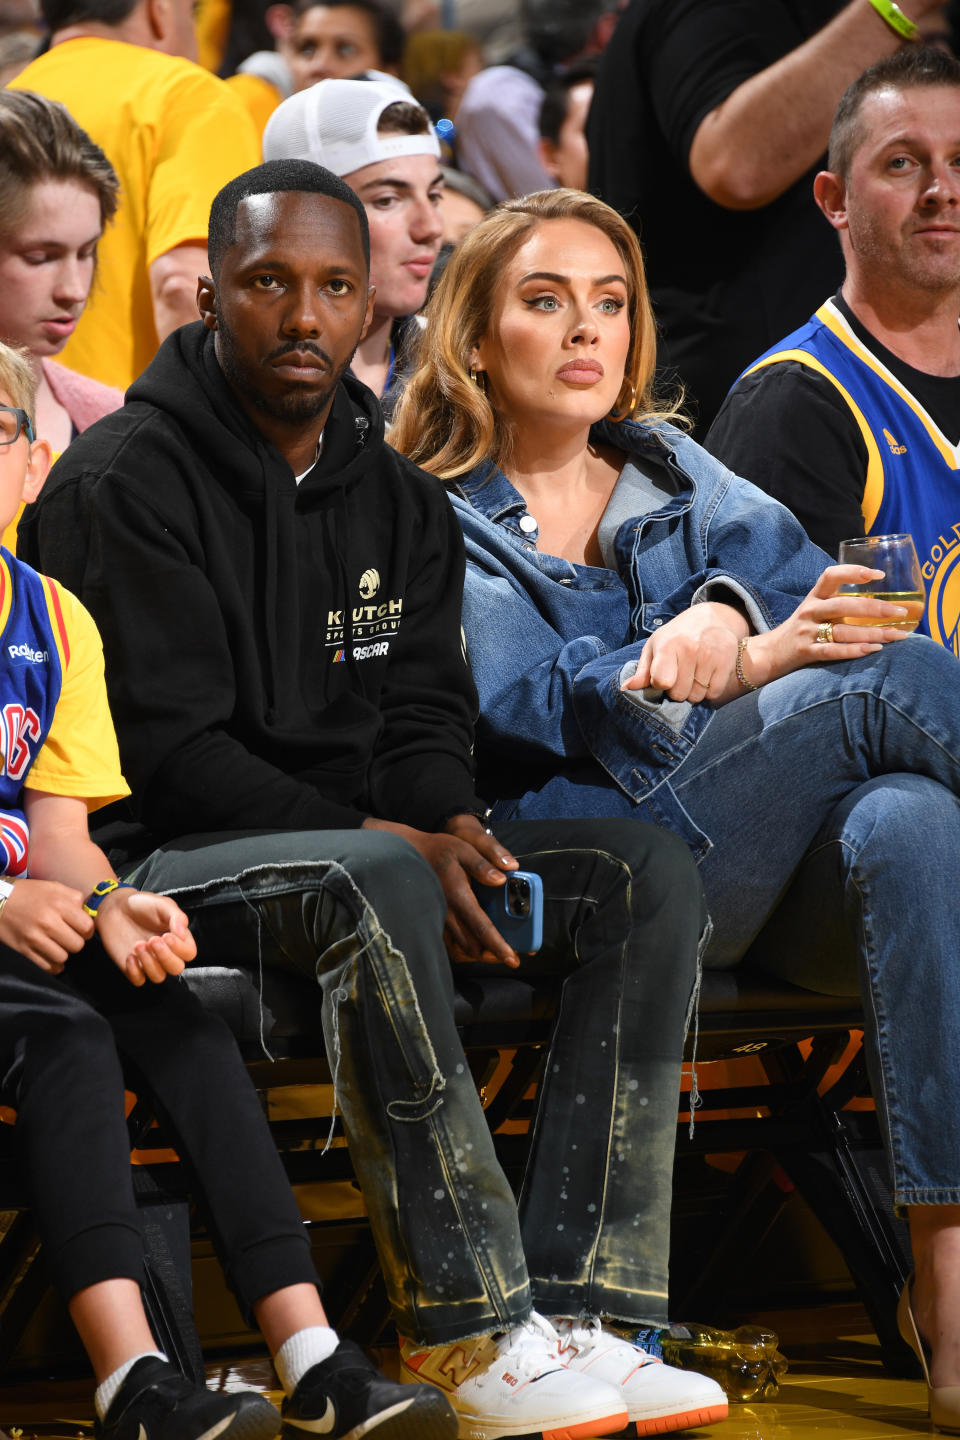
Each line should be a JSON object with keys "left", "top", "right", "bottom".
{"left": 745, "top": 298, "right": 960, "bottom": 651}
{"left": 0, "top": 550, "right": 128, "bottom": 874}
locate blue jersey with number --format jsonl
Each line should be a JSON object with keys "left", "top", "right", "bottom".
{"left": 745, "top": 298, "right": 960, "bottom": 650}
{"left": 0, "top": 549, "right": 68, "bottom": 874}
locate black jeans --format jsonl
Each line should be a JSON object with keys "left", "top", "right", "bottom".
{"left": 0, "top": 942, "right": 318, "bottom": 1316}
{"left": 128, "top": 816, "right": 705, "bottom": 1342}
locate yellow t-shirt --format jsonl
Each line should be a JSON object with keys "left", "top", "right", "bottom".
{"left": 11, "top": 38, "right": 261, "bottom": 391}
{"left": 226, "top": 71, "right": 283, "bottom": 139}
{"left": 20, "top": 576, "right": 129, "bottom": 811}
{"left": 195, "top": 0, "right": 231, "bottom": 72}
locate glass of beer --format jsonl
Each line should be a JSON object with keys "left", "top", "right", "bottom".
{"left": 837, "top": 533, "right": 924, "bottom": 632}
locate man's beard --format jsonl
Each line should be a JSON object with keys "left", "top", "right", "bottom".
{"left": 849, "top": 208, "right": 960, "bottom": 296}
{"left": 217, "top": 312, "right": 354, "bottom": 425}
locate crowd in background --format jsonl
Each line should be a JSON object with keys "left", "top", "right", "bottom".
{"left": 2, "top": 0, "right": 959, "bottom": 430}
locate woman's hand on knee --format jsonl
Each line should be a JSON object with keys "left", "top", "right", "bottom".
{"left": 624, "top": 602, "right": 745, "bottom": 703}
{"left": 745, "top": 564, "right": 910, "bottom": 687}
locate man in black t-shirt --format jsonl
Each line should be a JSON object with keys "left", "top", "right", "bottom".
{"left": 587, "top": 0, "right": 946, "bottom": 435}
{"left": 705, "top": 48, "right": 960, "bottom": 648}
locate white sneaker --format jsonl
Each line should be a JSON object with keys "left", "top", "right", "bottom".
{"left": 400, "top": 1311, "right": 629, "bottom": 1440}
{"left": 553, "top": 1319, "right": 728, "bottom": 1436}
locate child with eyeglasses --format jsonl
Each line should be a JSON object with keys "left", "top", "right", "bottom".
{"left": 0, "top": 344, "right": 454, "bottom": 1440}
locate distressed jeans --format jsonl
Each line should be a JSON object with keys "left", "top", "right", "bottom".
{"left": 126, "top": 816, "right": 704, "bottom": 1342}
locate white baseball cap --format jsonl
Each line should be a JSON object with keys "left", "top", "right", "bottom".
{"left": 262, "top": 77, "right": 441, "bottom": 177}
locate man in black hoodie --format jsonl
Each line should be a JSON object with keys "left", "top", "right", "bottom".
{"left": 21, "top": 161, "right": 727, "bottom": 1440}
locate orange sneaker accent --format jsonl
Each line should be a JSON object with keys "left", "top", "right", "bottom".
{"left": 542, "top": 1411, "right": 629, "bottom": 1440}
{"left": 633, "top": 1400, "right": 729, "bottom": 1435}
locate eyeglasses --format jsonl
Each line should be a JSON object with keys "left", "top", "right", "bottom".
{"left": 0, "top": 407, "right": 35, "bottom": 448}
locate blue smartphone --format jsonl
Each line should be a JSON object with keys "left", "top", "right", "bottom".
{"left": 475, "top": 870, "right": 544, "bottom": 954}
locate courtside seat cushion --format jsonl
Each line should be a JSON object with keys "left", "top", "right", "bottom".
{"left": 181, "top": 964, "right": 864, "bottom": 1051}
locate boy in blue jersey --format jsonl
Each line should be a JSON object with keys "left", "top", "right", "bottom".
{"left": 0, "top": 343, "right": 456, "bottom": 1440}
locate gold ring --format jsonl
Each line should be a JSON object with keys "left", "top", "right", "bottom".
{"left": 815, "top": 621, "right": 834, "bottom": 644}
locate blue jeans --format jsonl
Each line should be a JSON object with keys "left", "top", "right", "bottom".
{"left": 499, "top": 636, "right": 960, "bottom": 1210}
{"left": 126, "top": 817, "right": 704, "bottom": 1341}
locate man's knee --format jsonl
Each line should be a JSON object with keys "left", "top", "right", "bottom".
{"left": 333, "top": 831, "right": 447, "bottom": 934}
{"left": 625, "top": 822, "right": 702, "bottom": 905}
{"left": 530, "top": 816, "right": 702, "bottom": 910}
{"left": 131, "top": 828, "right": 447, "bottom": 930}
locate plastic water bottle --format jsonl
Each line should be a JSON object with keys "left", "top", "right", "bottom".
{"left": 630, "top": 1322, "right": 788, "bottom": 1402}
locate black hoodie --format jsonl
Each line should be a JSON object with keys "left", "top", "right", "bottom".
{"left": 20, "top": 323, "right": 481, "bottom": 853}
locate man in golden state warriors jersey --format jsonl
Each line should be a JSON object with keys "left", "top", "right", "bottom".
{"left": 706, "top": 46, "right": 960, "bottom": 651}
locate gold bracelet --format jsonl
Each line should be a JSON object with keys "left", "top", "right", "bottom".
{"left": 736, "top": 636, "right": 759, "bottom": 692}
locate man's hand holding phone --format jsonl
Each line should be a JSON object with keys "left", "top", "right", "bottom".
{"left": 473, "top": 871, "right": 543, "bottom": 955}
{"left": 361, "top": 811, "right": 528, "bottom": 966}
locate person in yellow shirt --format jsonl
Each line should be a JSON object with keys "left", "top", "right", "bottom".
{"left": 10, "top": 0, "right": 261, "bottom": 391}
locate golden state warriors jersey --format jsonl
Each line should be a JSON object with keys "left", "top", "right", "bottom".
{"left": 0, "top": 551, "right": 69, "bottom": 873}
{"left": 746, "top": 299, "right": 960, "bottom": 651}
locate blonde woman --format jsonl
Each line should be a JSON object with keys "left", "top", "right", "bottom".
{"left": 391, "top": 188, "right": 960, "bottom": 1432}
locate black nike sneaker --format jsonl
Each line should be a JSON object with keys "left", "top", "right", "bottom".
{"left": 96, "top": 1355, "right": 281, "bottom": 1440}
{"left": 282, "top": 1338, "right": 457, "bottom": 1440}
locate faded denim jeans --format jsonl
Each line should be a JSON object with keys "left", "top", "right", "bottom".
{"left": 670, "top": 638, "right": 960, "bottom": 1211}
{"left": 491, "top": 637, "right": 960, "bottom": 1213}
{"left": 126, "top": 816, "right": 704, "bottom": 1343}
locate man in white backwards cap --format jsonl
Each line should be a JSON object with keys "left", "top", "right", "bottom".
{"left": 264, "top": 76, "right": 443, "bottom": 414}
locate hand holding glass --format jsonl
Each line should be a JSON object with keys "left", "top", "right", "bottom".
{"left": 837, "top": 534, "right": 924, "bottom": 633}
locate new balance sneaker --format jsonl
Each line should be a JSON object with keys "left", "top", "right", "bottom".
{"left": 553, "top": 1319, "right": 728, "bottom": 1436}
{"left": 400, "top": 1310, "right": 629, "bottom": 1440}
{"left": 281, "top": 1337, "right": 457, "bottom": 1440}
{"left": 96, "top": 1355, "right": 281, "bottom": 1440}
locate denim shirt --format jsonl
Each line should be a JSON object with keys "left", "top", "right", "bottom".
{"left": 451, "top": 417, "right": 831, "bottom": 857}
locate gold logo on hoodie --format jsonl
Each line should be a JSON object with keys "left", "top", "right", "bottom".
{"left": 325, "top": 584, "right": 404, "bottom": 659}
{"left": 359, "top": 568, "right": 380, "bottom": 599}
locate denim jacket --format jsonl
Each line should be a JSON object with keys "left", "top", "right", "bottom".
{"left": 451, "top": 417, "right": 831, "bottom": 857}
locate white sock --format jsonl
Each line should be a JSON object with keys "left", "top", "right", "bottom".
{"left": 95, "top": 1350, "right": 168, "bottom": 1421}
{"left": 274, "top": 1325, "right": 340, "bottom": 1394}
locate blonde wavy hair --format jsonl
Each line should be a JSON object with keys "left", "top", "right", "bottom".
{"left": 0, "top": 343, "right": 36, "bottom": 426}
{"left": 389, "top": 188, "right": 683, "bottom": 480}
